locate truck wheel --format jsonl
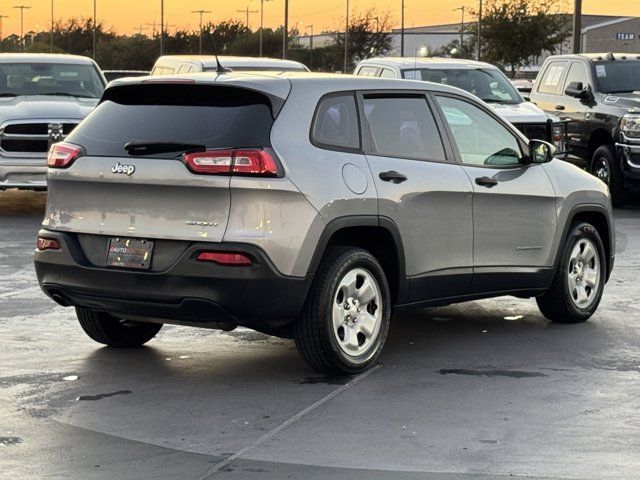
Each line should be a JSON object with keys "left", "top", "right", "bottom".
{"left": 76, "top": 307, "right": 162, "bottom": 347}
{"left": 536, "top": 222, "right": 606, "bottom": 323}
{"left": 591, "top": 145, "right": 625, "bottom": 207}
{"left": 294, "top": 247, "right": 391, "bottom": 375}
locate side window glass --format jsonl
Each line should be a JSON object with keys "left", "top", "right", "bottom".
{"left": 177, "top": 65, "right": 190, "bottom": 73}
{"left": 312, "top": 93, "right": 360, "bottom": 150}
{"left": 563, "top": 62, "right": 590, "bottom": 90}
{"left": 379, "top": 68, "right": 396, "bottom": 78}
{"left": 363, "top": 96, "right": 446, "bottom": 161}
{"left": 357, "top": 66, "right": 378, "bottom": 77}
{"left": 436, "top": 96, "right": 523, "bottom": 167}
{"left": 537, "top": 61, "right": 568, "bottom": 94}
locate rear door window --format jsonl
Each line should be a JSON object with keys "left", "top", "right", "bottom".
{"left": 537, "top": 61, "right": 568, "bottom": 94}
{"left": 379, "top": 68, "right": 396, "bottom": 78}
{"left": 311, "top": 93, "right": 360, "bottom": 150}
{"left": 66, "top": 84, "right": 274, "bottom": 157}
{"left": 362, "top": 95, "right": 446, "bottom": 161}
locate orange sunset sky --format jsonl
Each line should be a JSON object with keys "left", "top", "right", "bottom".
{"left": 0, "top": 0, "right": 638, "bottom": 37}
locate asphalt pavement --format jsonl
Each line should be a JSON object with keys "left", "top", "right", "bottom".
{"left": 1, "top": 189, "right": 639, "bottom": 480}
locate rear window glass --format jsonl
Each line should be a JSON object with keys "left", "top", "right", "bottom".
{"left": 66, "top": 84, "right": 274, "bottom": 157}
{"left": 311, "top": 93, "right": 360, "bottom": 150}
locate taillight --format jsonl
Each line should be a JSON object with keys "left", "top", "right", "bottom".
{"left": 233, "top": 150, "right": 279, "bottom": 175}
{"left": 197, "top": 251, "right": 252, "bottom": 266}
{"left": 37, "top": 237, "right": 61, "bottom": 251}
{"left": 183, "top": 149, "right": 279, "bottom": 177}
{"left": 47, "top": 143, "right": 82, "bottom": 168}
{"left": 184, "top": 150, "right": 234, "bottom": 174}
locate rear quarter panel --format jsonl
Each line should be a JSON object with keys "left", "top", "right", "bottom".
{"left": 266, "top": 82, "right": 379, "bottom": 277}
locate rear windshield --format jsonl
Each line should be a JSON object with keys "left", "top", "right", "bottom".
{"left": 66, "top": 84, "right": 274, "bottom": 157}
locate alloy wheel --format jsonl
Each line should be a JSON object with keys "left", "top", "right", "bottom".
{"left": 566, "top": 238, "right": 601, "bottom": 309}
{"left": 331, "top": 268, "right": 383, "bottom": 360}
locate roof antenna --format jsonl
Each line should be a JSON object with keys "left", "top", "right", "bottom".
{"left": 215, "top": 55, "right": 232, "bottom": 73}
{"left": 606, "top": 52, "right": 615, "bottom": 61}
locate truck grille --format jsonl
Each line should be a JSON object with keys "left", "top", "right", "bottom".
{"left": 513, "top": 120, "right": 552, "bottom": 142}
{"left": 0, "top": 121, "right": 79, "bottom": 154}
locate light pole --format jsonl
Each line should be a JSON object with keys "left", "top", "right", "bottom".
{"left": 0, "top": 15, "right": 8, "bottom": 41}
{"left": 476, "top": 0, "right": 482, "bottom": 60}
{"left": 282, "top": 0, "right": 289, "bottom": 59}
{"left": 344, "top": 0, "right": 349, "bottom": 72}
{"left": 146, "top": 21, "right": 157, "bottom": 37}
{"left": 306, "top": 24, "right": 314, "bottom": 70}
{"left": 454, "top": 6, "right": 464, "bottom": 56}
{"left": 252, "top": 0, "right": 272, "bottom": 57}
{"left": 92, "top": 0, "right": 96, "bottom": 59}
{"left": 13, "top": 5, "right": 30, "bottom": 53}
{"left": 160, "top": 0, "right": 164, "bottom": 55}
{"left": 50, "top": 0, "right": 54, "bottom": 51}
{"left": 572, "top": 0, "right": 582, "bottom": 53}
{"left": 134, "top": 25, "right": 148, "bottom": 36}
{"left": 237, "top": 6, "right": 258, "bottom": 29}
{"left": 400, "top": 0, "right": 405, "bottom": 57}
{"left": 192, "top": 9, "right": 211, "bottom": 54}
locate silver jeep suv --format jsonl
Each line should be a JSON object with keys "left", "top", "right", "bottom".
{"left": 34, "top": 72, "right": 615, "bottom": 374}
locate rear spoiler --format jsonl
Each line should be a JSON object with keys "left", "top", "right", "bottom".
{"left": 100, "top": 82, "right": 287, "bottom": 118}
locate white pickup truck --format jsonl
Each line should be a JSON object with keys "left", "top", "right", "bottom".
{"left": 0, "top": 54, "right": 105, "bottom": 189}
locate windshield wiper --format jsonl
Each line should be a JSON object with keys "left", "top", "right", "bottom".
{"left": 44, "top": 92, "right": 97, "bottom": 99}
{"left": 124, "top": 142, "right": 206, "bottom": 155}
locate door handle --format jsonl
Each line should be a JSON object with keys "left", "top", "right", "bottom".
{"left": 555, "top": 105, "right": 565, "bottom": 111}
{"left": 475, "top": 176, "right": 498, "bottom": 188}
{"left": 379, "top": 170, "right": 407, "bottom": 184}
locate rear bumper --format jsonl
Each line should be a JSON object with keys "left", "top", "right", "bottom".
{"left": 34, "top": 230, "right": 312, "bottom": 329}
{"left": 0, "top": 162, "right": 47, "bottom": 189}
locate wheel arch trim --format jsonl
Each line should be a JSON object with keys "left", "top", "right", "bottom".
{"left": 555, "top": 203, "right": 614, "bottom": 281}
{"left": 306, "top": 215, "right": 409, "bottom": 303}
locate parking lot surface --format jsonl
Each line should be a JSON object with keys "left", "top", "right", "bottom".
{"left": 1, "top": 189, "right": 639, "bottom": 480}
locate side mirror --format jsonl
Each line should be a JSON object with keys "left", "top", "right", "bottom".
{"left": 564, "top": 81, "right": 590, "bottom": 99}
{"left": 529, "top": 139, "right": 555, "bottom": 164}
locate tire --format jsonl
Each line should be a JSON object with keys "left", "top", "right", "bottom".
{"left": 76, "top": 307, "right": 162, "bottom": 347}
{"left": 294, "top": 247, "right": 391, "bottom": 375}
{"left": 536, "top": 222, "right": 606, "bottom": 323}
{"left": 591, "top": 144, "right": 625, "bottom": 207}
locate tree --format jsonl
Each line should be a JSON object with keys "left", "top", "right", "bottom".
{"left": 472, "top": 0, "right": 570, "bottom": 74}
{"left": 433, "top": 35, "right": 477, "bottom": 59}
{"left": 331, "top": 9, "right": 394, "bottom": 72}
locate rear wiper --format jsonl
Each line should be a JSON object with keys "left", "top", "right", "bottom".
{"left": 124, "top": 142, "right": 206, "bottom": 155}
{"left": 44, "top": 92, "right": 97, "bottom": 99}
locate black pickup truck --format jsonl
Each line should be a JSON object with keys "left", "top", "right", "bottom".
{"left": 530, "top": 52, "right": 640, "bottom": 205}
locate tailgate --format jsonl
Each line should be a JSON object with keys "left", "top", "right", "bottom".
{"left": 44, "top": 156, "right": 230, "bottom": 242}
{"left": 42, "top": 82, "right": 279, "bottom": 243}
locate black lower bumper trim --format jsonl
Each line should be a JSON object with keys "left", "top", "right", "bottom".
{"left": 35, "top": 230, "right": 312, "bottom": 329}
